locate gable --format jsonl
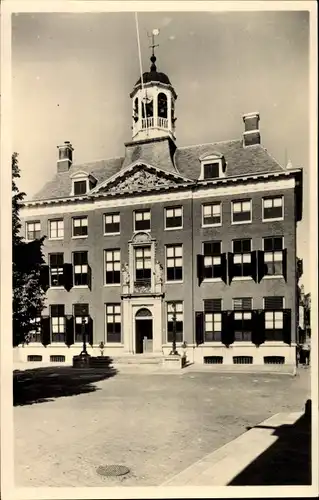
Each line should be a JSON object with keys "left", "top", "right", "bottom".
{"left": 95, "top": 163, "right": 190, "bottom": 195}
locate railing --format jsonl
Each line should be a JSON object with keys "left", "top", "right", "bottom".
{"left": 141, "top": 117, "right": 154, "bottom": 129}
{"left": 157, "top": 117, "right": 168, "bottom": 128}
{"left": 134, "top": 278, "right": 152, "bottom": 293}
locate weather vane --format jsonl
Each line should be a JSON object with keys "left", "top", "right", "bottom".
{"left": 148, "top": 28, "right": 160, "bottom": 70}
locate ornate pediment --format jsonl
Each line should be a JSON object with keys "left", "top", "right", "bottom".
{"left": 97, "top": 166, "right": 185, "bottom": 195}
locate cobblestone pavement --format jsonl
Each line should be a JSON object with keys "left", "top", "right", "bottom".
{"left": 14, "top": 367, "right": 310, "bottom": 487}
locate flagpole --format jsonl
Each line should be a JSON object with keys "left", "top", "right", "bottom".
{"left": 134, "top": 12, "right": 148, "bottom": 135}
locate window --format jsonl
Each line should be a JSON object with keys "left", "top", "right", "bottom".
{"left": 29, "top": 312, "right": 41, "bottom": 343}
{"left": 134, "top": 210, "right": 151, "bottom": 231}
{"left": 74, "top": 180, "right": 87, "bottom": 195}
{"left": 72, "top": 216, "right": 88, "bottom": 237}
{"left": 105, "top": 304, "right": 121, "bottom": 343}
{"left": 232, "top": 239, "right": 252, "bottom": 278}
{"left": 232, "top": 200, "right": 252, "bottom": 224}
{"left": 263, "top": 237, "right": 283, "bottom": 276}
{"left": 104, "top": 213, "right": 120, "bottom": 234}
{"left": 158, "top": 93, "right": 168, "bottom": 119}
{"left": 203, "top": 241, "right": 222, "bottom": 279}
{"left": 49, "top": 219, "right": 64, "bottom": 239}
{"left": 165, "top": 206, "right": 183, "bottom": 229}
{"left": 74, "top": 304, "right": 89, "bottom": 343}
{"left": 73, "top": 251, "right": 88, "bottom": 286}
{"left": 166, "top": 244, "right": 183, "bottom": 281}
{"left": 167, "top": 302, "right": 183, "bottom": 343}
{"left": 233, "top": 298, "right": 253, "bottom": 341}
{"left": 49, "top": 253, "right": 64, "bottom": 287}
{"left": 203, "top": 163, "right": 220, "bottom": 179}
{"left": 26, "top": 221, "right": 41, "bottom": 240}
{"left": 105, "top": 249, "right": 121, "bottom": 285}
{"left": 135, "top": 246, "right": 151, "bottom": 282}
{"left": 263, "top": 196, "right": 283, "bottom": 220}
{"left": 264, "top": 296, "right": 284, "bottom": 341}
{"left": 202, "top": 203, "right": 221, "bottom": 226}
{"left": 50, "top": 305, "right": 65, "bottom": 343}
{"left": 204, "top": 299, "right": 222, "bottom": 342}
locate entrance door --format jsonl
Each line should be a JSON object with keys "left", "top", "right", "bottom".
{"left": 135, "top": 308, "right": 153, "bottom": 354}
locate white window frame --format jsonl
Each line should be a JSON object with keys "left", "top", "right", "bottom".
{"left": 25, "top": 221, "right": 41, "bottom": 241}
{"left": 262, "top": 195, "right": 284, "bottom": 222}
{"left": 72, "top": 216, "right": 88, "bottom": 239}
{"left": 201, "top": 202, "right": 222, "bottom": 227}
{"left": 48, "top": 219, "right": 64, "bottom": 240}
{"left": 104, "top": 212, "right": 121, "bottom": 236}
{"left": 133, "top": 209, "right": 151, "bottom": 232}
{"left": 262, "top": 236, "right": 284, "bottom": 279}
{"left": 165, "top": 244, "right": 183, "bottom": 284}
{"left": 231, "top": 199, "right": 252, "bottom": 225}
{"left": 199, "top": 155, "right": 225, "bottom": 181}
{"left": 202, "top": 241, "right": 223, "bottom": 283}
{"left": 164, "top": 206, "right": 183, "bottom": 231}
{"left": 104, "top": 249, "right": 121, "bottom": 287}
{"left": 105, "top": 303, "right": 122, "bottom": 345}
{"left": 70, "top": 171, "right": 97, "bottom": 196}
{"left": 73, "top": 251, "right": 89, "bottom": 288}
{"left": 231, "top": 239, "right": 253, "bottom": 281}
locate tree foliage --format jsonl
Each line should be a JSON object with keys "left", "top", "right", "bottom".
{"left": 12, "top": 153, "right": 46, "bottom": 346}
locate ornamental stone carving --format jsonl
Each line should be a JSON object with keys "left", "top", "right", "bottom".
{"left": 122, "top": 262, "right": 130, "bottom": 285}
{"left": 108, "top": 169, "right": 174, "bottom": 194}
{"left": 154, "top": 260, "right": 163, "bottom": 284}
{"left": 131, "top": 231, "right": 152, "bottom": 244}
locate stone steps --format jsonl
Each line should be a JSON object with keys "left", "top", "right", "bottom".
{"left": 111, "top": 355, "right": 164, "bottom": 365}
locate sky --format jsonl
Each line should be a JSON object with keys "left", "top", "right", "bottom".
{"left": 12, "top": 9, "right": 310, "bottom": 288}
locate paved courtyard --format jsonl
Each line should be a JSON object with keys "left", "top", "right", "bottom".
{"left": 14, "top": 366, "right": 310, "bottom": 487}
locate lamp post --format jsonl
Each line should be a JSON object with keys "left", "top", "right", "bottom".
{"left": 169, "top": 301, "right": 179, "bottom": 356}
{"left": 79, "top": 306, "right": 88, "bottom": 357}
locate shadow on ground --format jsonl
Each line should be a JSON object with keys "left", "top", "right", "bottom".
{"left": 228, "top": 400, "right": 312, "bottom": 485}
{"left": 13, "top": 358, "right": 117, "bottom": 406}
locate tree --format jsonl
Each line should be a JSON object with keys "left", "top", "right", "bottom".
{"left": 12, "top": 153, "right": 46, "bottom": 346}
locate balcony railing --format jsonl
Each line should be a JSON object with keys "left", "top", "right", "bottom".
{"left": 141, "top": 117, "right": 169, "bottom": 130}
{"left": 134, "top": 278, "right": 152, "bottom": 294}
{"left": 157, "top": 117, "right": 168, "bottom": 128}
{"left": 141, "top": 117, "right": 154, "bottom": 129}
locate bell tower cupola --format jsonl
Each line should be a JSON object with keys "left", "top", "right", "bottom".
{"left": 130, "top": 30, "right": 177, "bottom": 142}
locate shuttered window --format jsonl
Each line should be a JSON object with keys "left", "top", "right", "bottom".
{"left": 264, "top": 296, "right": 285, "bottom": 341}
{"left": 232, "top": 239, "right": 252, "bottom": 278}
{"left": 50, "top": 305, "right": 65, "bottom": 343}
{"left": 263, "top": 237, "right": 284, "bottom": 276}
{"left": 232, "top": 298, "right": 252, "bottom": 342}
{"left": 73, "top": 251, "right": 89, "bottom": 286}
{"left": 264, "top": 296, "right": 284, "bottom": 310}
{"left": 203, "top": 241, "right": 222, "bottom": 279}
{"left": 49, "top": 253, "right": 64, "bottom": 287}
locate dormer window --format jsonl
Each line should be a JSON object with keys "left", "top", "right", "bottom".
{"left": 74, "top": 180, "right": 87, "bottom": 195}
{"left": 203, "top": 162, "right": 220, "bottom": 179}
{"left": 70, "top": 171, "right": 97, "bottom": 196}
{"left": 199, "top": 154, "right": 226, "bottom": 180}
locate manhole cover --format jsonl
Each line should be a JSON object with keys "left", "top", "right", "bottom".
{"left": 96, "top": 465, "right": 130, "bottom": 477}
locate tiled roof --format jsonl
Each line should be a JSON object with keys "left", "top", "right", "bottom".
{"left": 175, "top": 140, "right": 284, "bottom": 180}
{"left": 31, "top": 138, "right": 284, "bottom": 202}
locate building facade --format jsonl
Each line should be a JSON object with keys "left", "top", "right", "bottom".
{"left": 16, "top": 54, "right": 303, "bottom": 366}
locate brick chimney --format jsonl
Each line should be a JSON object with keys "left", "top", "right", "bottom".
{"left": 242, "top": 112, "right": 260, "bottom": 147}
{"left": 57, "top": 141, "right": 74, "bottom": 173}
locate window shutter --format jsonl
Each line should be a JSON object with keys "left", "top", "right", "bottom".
{"left": 40, "top": 316, "right": 51, "bottom": 346}
{"left": 88, "top": 316, "right": 93, "bottom": 346}
{"left": 204, "top": 299, "right": 222, "bottom": 312}
{"left": 282, "top": 248, "right": 288, "bottom": 282}
{"left": 283, "top": 308, "right": 291, "bottom": 345}
{"left": 221, "top": 311, "right": 234, "bottom": 346}
{"left": 88, "top": 264, "right": 92, "bottom": 290}
{"left": 63, "top": 263, "right": 73, "bottom": 292}
{"left": 221, "top": 253, "right": 227, "bottom": 284}
{"left": 227, "top": 252, "right": 234, "bottom": 284}
{"left": 257, "top": 250, "right": 265, "bottom": 282}
{"left": 251, "top": 250, "right": 257, "bottom": 282}
{"left": 39, "top": 265, "right": 50, "bottom": 292}
{"left": 197, "top": 254, "right": 204, "bottom": 286}
{"left": 195, "top": 312, "right": 204, "bottom": 345}
{"left": 252, "top": 310, "right": 265, "bottom": 346}
{"left": 65, "top": 315, "right": 74, "bottom": 347}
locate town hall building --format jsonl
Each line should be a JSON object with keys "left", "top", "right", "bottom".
{"left": 16, "top": 51, "right": 303, "bottom": 367}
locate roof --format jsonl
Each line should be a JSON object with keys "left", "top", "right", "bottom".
{"left": 30, "top": 138, "right": 285, "bottom": 202}
{"left": 135, "top": 70, "right": 171, "bottom": 86}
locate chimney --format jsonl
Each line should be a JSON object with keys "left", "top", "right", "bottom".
{"left": 242, "top": 112, "right": 260, "bottom": 147}
{"left": 57, "top": 141, "right": 74, "bottom": 173}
